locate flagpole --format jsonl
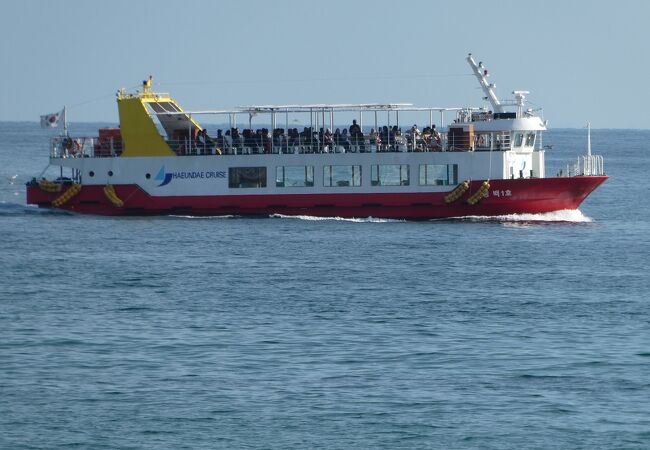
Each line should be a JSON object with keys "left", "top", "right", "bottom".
{"left": 63, "top": 106, "right": 68, "bottom": 136}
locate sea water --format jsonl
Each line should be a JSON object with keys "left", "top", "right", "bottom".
{"left": 1, "top": 123, "right": 649, "bottom": 449}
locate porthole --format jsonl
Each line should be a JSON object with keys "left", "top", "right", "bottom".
{"left": 89, "top": 171, "right": 95, "bottom": 177}
{"left": 145, "top": 173, "right": 151, "bottom": 179}
{"left": 108, "top": 170, "right": 114, "bottom": 177}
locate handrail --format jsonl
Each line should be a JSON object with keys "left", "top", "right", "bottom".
{"left": 564, "top": 154, "right": 605, "bottom": 176}
{"left": 49, "top": 129, "right": 525, "bottom": 158}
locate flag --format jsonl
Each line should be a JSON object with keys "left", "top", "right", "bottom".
{"left": 40, "top": 109, "right": 63, "bottom": 128}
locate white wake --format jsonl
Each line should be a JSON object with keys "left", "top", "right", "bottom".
{"left": 269, "top": 214, "right": 403, "bottom": 223}
{"left": 456, "top": 209, "right": 592, "bottom": 223}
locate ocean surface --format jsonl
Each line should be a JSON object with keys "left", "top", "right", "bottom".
{"left": 1, "top": 122, "right": 649, "bottom": 449}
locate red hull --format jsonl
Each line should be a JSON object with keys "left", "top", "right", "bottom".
{"left": 26, "top": 176, "right": 607, "bottom": 219}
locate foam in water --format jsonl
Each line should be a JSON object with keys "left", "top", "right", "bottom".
{"left": 167, "top": 214, "right": 239, "bottom": 220}
{"left": 457, "top": 209, "right": 593, "bottom": 223}
{"left": 270, "top": 210, "right": 591, "bottom": 224}
{"left": 269, "top": 213, "right": 402, "bottom": 223}
{"left": 0, "top": 201, "right": 70, "bottom": 216}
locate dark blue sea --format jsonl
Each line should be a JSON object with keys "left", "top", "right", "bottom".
{"left": 1, "top": 122, "right": 649, "bottom": 449}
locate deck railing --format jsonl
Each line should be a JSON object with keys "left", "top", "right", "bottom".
{"left": 50, "top": 131, "right": 518, "bottom": 158}
{"left": 564, "top": 155, "right": 605, "bottom": 176}
{"left": 50, "top": 136, "right": 103, "bottom": 158}
{"left": 169, "top": 133, "right": 448, "bottom": 156}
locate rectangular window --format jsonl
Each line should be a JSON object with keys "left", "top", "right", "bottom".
{"left": 514, "top": 132, "right": 524, "bottom": 147}
{"left": 323, "top": 165, "right": 362, "bottom": 187}
{"left": 228, "top": 167, "right": 267, "bottom": 188}
{"left": 525, "top": 132, "right": 536, "bottom": 147}
{"left": 475, "top": 133, "right": 492, "bottom": 150}
{"left": 276, "top": 165, "right": 314, "bottom": 187}
{"left": 495, "top": 131, "right": 510, "bottom": 150}
{"left": 371, "top": 164, "right": 409, "bottom": 186}
{"left": 419, "top": 164, "right": 458, "bottom": 186}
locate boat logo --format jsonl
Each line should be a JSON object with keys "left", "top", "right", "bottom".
{"left": 155, "top": 166, "right": 173, "bottom": 187}
{"left": 155, "top": 166, "right": 227, "bottom": 187}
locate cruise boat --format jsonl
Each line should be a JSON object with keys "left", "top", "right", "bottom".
{"left": 26, "top": 54, "right": 607, "bottom": 219}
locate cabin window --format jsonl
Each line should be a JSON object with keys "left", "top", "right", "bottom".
{"left": 371, "top": 164, "right": 409, "bottom": 186}
{"left": 419, "top": 164, "right": 458, "bottom": 186}
{"left": 514, "top": 133, "right": 524, "bottom": 147}
{"left": 323, "top": 165, "right": 361, "bottom": 187}
{"left": 276, "top": 165, "right": 314, "bottom": 187}
{"left": 525, "top": 132, "right": 536, "bottom": 147}
{"left": 475, "top": 133, "right": 492, "bottom": 150}
{"left": 495, "top": 132, "right": 510, "bottom": 150}
{"left": 228, "top": 167, "right": 267, "bottom": 188}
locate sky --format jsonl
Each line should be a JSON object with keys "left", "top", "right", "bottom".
{"left": 1, "top": 0, "right": 649, "bottom": 128}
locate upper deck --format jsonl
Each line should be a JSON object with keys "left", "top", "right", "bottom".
{"left": 51, "top": 54, "right": 554, "bottom": 161}
{"left": 50, "top": 103, "right": 546, "bottom": 160}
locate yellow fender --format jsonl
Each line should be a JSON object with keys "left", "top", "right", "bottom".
{"left": 38, "top": 179, "right": 62, "bottom": 193}
{"left": 467, "top": 180, "right": 491, "bottom": 205}
{"left": 52, "top": 183, "right": 81, "bottom": 207}
{"left": 444, "top": 180, "right": 470, "bottom": 204}
{"left": 103, "top": 184, "right": 124, "bottom": 208}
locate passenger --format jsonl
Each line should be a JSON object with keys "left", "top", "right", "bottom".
{"left": 318, "top": 128, "right": 325, "bottom": 153}
{"left": 410, "top": 124, "right": 420, "bottom": 150}
{"left": 333, "top": 128, "right": 341, "bottom": 151}
{"left": 341, "top": 128, "right": 351, "bottom": 152}
{"left": 391, "top": 126, "right": 400, "bottom": 151}
{"left": 349, "top": 119, "right": 362, "bottom": 151}
{"left": 300, "top": 127, "right": 309, "bottom": 152}
{"left": 203, "top": 129, "right": 215, "bottom": 155}
{"left": 224, "top": 129, "right": 231, "bottom": 154}
{"left": 242, "top": 129, "right": 251, "bottom": 152}
{"left": 432, "top": 124, "right": 442, "bottom": 149}
{"left": 232, "top": 127, "right": 241, "bottom": 152}
{"left": 349, "top": 119, "right": 361, "bottom": 136}
{"left": 432, "top": 124, "right": 441, "bottom": 140}
{"left": 62, "top": 136, "right": 73, "bottom": 156}
{"left": 308, "top": 127, "right": 316, "bottom": 152}
{"left": 215, "top": 129, "right": 224, "bottom": 154}
{"left": 278, "top": 128, "right": 287, "bottom": 153}
{"left": 254, "top": 129, "right": 264, "bottom": 154}
{"left": 323, "top": 128, "right": 333, "bottom": 152}
{"left": 262, "top": 128, "right": 271, "bottom": 154}
{"left": 254, "top": 129, "right": 261, "bottom": 153}
{"left": 273, "top": 128, "right": 283, "bottom": 153}
{"left": 309, "top": 127, "right": 317, "bottom": 152}
{"left": 369, "top": 128, "right": 381, "bottom": 151}
{"left": 380, "top": 126, "right": 389, "bottom": 152}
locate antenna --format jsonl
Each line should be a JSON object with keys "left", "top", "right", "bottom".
{"left": 466, "top": 53, "right": 505, "bottom": 113}
{"left": 587, "top": 122, "right": 591, "bottom": 156}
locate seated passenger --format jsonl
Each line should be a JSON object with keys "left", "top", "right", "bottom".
{"left": 323, "top": 128, "right": 333, "bottom": 152}
{"left": 380, "top": 126, "right": 389, "bottom": 151}
{"left": 272, "top": 128, "right": 283, "bottom": 153}
{"left": 341, "top": 129, "right": 351, "bottom": 152}
{"left": 409, "top": 124, "right": 423, "bottom": 151}
{"left": 214, "top": 129, "right": 224, "bottom": 155}
{"left": 333, "top": 128, "right": 341, "bottom": 150}
{"left": 254, "top": 129, "right": 264, "bottom": 153}
{"left": 289, "top": 128, "right": 299, "bottom": 149}
{"left": 431, "top": 124, "right": 442, "bottom": 149}
{"left": 261, "top": 128, "right": 271, "bottom": 154}
{"left": 231, "top": 128, "right": 242, "bottom": 152}
{"left": 369, "top": 128, "right": 380, "bottom": 151}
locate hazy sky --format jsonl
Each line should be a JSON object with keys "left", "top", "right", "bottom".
{"left": 1, "top": 0, "right": 648, "bottom": 128}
